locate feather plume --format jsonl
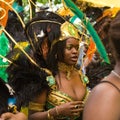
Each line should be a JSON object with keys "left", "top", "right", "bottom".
{"left": 64, "top": 0, "right": 110, "bottom": 64}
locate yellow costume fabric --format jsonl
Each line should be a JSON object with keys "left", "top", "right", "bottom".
{"left": 46, "top": 75, "right": 89, "bottom": 120}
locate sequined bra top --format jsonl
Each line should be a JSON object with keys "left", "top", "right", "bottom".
{"left": 46, "top": 75, "right": 90, "bottom": 120}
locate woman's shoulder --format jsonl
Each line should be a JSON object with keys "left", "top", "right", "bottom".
{"left": 92, "top": 80, "right": 120, "bottom": 94}
{"left": 89, "top": 80, "right": 120, "bottom": 102}
{"left": 84, "top": 80, "right": 120, "bottom": 120}
{"left": 100, "top": 80, "right": 120, "bottom": 92}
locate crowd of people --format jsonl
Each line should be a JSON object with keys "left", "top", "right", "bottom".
{"left": 0, "top": 1, "right": 120, "bottom": 120}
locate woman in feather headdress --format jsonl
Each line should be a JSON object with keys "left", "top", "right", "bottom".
{"left": 27, "top": 20, "right": 89, "bottom": 120}
{"left": 4, "top": 10, "right": 66, "bottom": 119}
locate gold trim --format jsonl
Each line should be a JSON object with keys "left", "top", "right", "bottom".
{"left": 6, "top": 0, "right": 14, "bottom": 5}
{"left": 47, "top": 109, "right": 54, "bottom": 120}
{"left": 0, "top": 54, "right": 12, "bottom": 64}
{"left": 58, "top": 62, "right": 75, "bottom": 80}
{"left": 2, "top": 28, "right": 39, "bottom": 67}
{"left": 50, "top": 91, "right": 73, "bottom": 102}
{"left": 47, "top": 90, "right": 73, "bottom": 106}
{"left": 0, "top": 7, "right": 6, "bottom": 20}
{"left": 59, "top": 21, "right": 80, "bottom": 41}
{"left": 29, "top": 102, "right": 45, "bottom": 112}
{"left": 0, "top": 0, "right": 25, "bottom": 28}
{"left": 28, "top": 20, "right": 62, "bottom": 26}
{"left": 28, "top": 0, "right": 32, "bottom": 20}
{"left": 26, "top": 20, "right": 62, "bottom": 52}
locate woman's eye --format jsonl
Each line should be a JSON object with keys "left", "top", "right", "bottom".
{"left": 75, "top": 46, "right": 79, "bottom": 51}
{"left": 66, "top": 45, "right": 72, "bottom": 50}
{"left": 66, "top": 45, "right": 79, "bottom": 51}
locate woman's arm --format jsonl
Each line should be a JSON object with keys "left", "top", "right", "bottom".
{"left": 29, "top": 91, "right": 85, "bottom": 120}
{"left": 0, "top": 112, "right": 27, "bottom": 120}
{"left": 28, "top": 90, "right": 62, "bottom": 120}
{"left": 28, "top": 90, "right": 50, "bottom": 120}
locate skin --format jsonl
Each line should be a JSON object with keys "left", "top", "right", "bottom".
{"left": 83, "top": 62, "right": 120, "bottom": 120}
{"left": 0, "top": 112, "right": 27, "bottom": 120}
{"left": 64, "top": 37, "right": 80, "bottom": 65}
{"left": 29, "top": 38, "right": 86, "bottom": 120}
{"left": 57, "top": 38, "right": 86, "bottom": 101}
{"left": 83, "top": 11, "right": 120, "bottom": 120}
{"left": 41, "top": 38, "right": 49, "bottom": 60}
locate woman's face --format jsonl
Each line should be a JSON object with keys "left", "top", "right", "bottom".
{"left": 64, "top": 37, "right": 79, "bottom": 65}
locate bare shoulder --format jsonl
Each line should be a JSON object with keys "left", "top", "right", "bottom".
{"left": 88, "top": 80, "right": 120, "bottom": 102}
{"left": 83, "top": 81, "right": 120, "bottom": 120}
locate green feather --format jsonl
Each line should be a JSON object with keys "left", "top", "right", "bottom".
{"left": 0, "top": 32, "right": 10, "bottom": 82}
{"left": 64, "top": 0, "right": 110, "bottom": 64}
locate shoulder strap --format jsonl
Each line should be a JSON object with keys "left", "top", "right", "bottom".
{"left": 100, "top": 81, "right": 120, "bottom": 93}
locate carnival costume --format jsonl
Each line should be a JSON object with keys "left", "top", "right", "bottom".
{"left": 6, "top": 10, "right": 66, "bottom": 116}
{"left": 8, "top": 17, "right": 90, "bottom": 120}
{"left": 47, "top": 21, "right": 89, "bottom": 120}
{"left": 0, "top": 0, "right": 119, "bottom": 119}
{"left": 46, "top": 74, "right": 89, "bottom": 120}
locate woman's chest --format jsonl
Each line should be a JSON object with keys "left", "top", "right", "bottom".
{"left": 59, "top": 80, "right": 86, "bottom": 101}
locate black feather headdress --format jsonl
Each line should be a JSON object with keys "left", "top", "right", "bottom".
{"left": 7, "top": 49, "right": 50, "bottom": 110}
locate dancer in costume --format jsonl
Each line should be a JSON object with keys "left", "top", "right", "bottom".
{"left": 1, "top": 1, "right": 65, "bottom": 120}
{"left": 28, "top": 21, "right": 89, "bottom": 120}
{"left": 4, "top": 10, "right": 65, "bottom": 118}
{"left": 83, "top": 11, "right": 120, "bottom": 120}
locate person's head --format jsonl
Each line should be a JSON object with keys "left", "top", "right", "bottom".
{"left": 108, "top": 11, "right": 120, "bottom": 62}
{"left": 47, "top": 21, "right": 80, "bottom": 74}
{"left": 25, "top": 11, "right": 65, "bottom": 67}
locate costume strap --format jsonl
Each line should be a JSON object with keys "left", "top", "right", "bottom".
{"left": 100, "top": 80, "right": 120, "bottom": 93}
{"left": 29, "top": 102, "right": 45, "bottom": 112}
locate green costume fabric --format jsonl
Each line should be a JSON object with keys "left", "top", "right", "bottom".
{"left": 46, "top": 75, "right": 89, "bottom": 120}
{"left": 0, "top": 32, "right": 10, "bottom": 82}
{"left": 64, "top": 0, "right": 110, "bottom": 64}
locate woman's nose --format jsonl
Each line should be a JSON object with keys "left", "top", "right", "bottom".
{"left": 72, "top": 47, "right": 78, "bottom": 53}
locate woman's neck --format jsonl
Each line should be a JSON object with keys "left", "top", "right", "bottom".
{"left": 58, "top": 62, "right": 75, "bottom": 80}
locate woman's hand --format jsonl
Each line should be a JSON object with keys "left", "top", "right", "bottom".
{"left": 57, "top": 101, "right": 84, "bottom": 117}
{"left": 0, "top": 112, "right": 27, "bottom": 120}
